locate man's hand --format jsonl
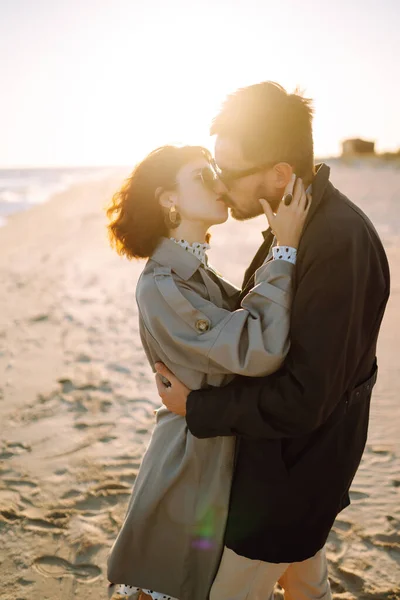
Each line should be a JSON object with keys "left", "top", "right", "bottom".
{"left": 155, "top": 362, "right": 191, "bottom": 417}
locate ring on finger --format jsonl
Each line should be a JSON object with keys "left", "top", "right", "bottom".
{"left": 283, "top": 193, "right": 293, "bottom": 206}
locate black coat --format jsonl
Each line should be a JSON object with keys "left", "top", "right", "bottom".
{"left": 186, "top": 164, "right": 390, "bottom": 563}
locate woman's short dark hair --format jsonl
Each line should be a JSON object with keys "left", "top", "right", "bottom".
{"left": 106, "top": 145, "right": 212, "bottom": 259}
{"left": 211, "top": 81, "right": 314, "bottom": 180}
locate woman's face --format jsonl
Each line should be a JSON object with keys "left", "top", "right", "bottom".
{"left": 174, "top": 157, "right": 229, "bottom": 226}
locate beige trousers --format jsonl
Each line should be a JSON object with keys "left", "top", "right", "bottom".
{"left": 209, "top": 546, "right": 332, "bottom": 600}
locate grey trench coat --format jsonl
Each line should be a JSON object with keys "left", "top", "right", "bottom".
{"left": 107, "top": 237, "right": 293, "bottom": 600}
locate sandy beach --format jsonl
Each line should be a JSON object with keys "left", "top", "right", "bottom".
{"left": 0, "top": 160, "right": 399, "bottom": 600}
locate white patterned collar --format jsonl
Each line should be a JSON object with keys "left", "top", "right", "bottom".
{"left": 170, "top": 238, "right": 210, "bottom": 267}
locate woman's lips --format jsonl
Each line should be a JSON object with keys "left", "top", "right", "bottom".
{"left": 217, "top": 195, "right": 232, "bottom": 206}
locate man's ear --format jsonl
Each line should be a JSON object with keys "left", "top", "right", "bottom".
{"left": 273, "top": 163, "right": 294, "bottom": 191}
{"left": 155, "top": 187, "right": 177, "bottom": 210}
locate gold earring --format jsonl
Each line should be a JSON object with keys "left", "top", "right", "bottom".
{"left": 170, "top": 205, "right": 177, "bottom": 224}
{"left": 166, "top": 205, "right": 181, "bottom": 229}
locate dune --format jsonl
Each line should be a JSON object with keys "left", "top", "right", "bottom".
{"left": 0, "top": 161, "right": 399, "bottom": 599}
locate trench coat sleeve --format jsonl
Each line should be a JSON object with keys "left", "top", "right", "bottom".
{"left": 136, "top": 258, "right": 293, "bottom": 379}
{"left": 186, "top": 229, "right": 389, "bottom": 439}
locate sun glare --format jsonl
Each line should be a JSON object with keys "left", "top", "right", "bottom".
{"left": 2, "top": 0, "right": 399, "bottom": 166}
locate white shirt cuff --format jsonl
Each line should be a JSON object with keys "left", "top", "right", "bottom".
{"left": 272, "top": 246, "right": 297, "bottom": 265}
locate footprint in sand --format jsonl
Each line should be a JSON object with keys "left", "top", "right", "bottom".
{"left": 93, "top": 482, "right": 131, "bottom": 494}
{"left": 61, "top": 488, "right": 83, "bottom": 500}
{"left": 107, "top": 362, "right": 132, "bottom": 375}
{"left": 58, "top": 378, "right": 75, "bottom": 393}
{"left": 0, "top": 488, "right": 25, "bottom": 521}
{"left": 370, "top": 530, "right": 400, "bottom": 548}
{"left": 30, "top": 313, "right": 50, "bottom": 323}
{"left": 33, "top": 555, "right": 101, "bottom": 582}
{"left": 24, "top": 518, "right": 65, "bottom": 533}
{"left": 76, "top": 353, "right": 92, "bottom": 363}
{"left": 0, "top": 441, "right": 31, "bottom": 459}
{"left": 99, "top": 434, "right": 117, "bottom": 443}
{"left": 366, "top": 445, "right": 395, "bottom": 462}
{"left": 0, "top": 508, "right": 24, "bottom": 522}
{"left": 334, "top": 519, "right": 353, "bottom": 533}
{"left": 349, "top": 489, "right": 369, "bottom": 501}
{"left": 68, "top": 482, "right": 131, "bottom": 512}
{"left": 4, "top": 478, "right": 38, "bottom": 490}
{"left": 336, "top": 566, "right": 365, "bottom": 594}
{"left": 326, "top": 528, "right": 349, "bottom": 561}
{"left": 329, "top": 577, "right": 346, "bottom": 595}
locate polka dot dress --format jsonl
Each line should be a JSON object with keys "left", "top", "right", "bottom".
{"left": 116, "top": 584, "right": 177, "bottom": 599}
{"left": 170, "top": 238, "right": 210, "bottom": 266}
{"left": 272, "top": 245, "right": 297, "bottom": 264}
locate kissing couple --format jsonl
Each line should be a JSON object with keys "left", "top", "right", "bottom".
{"left": 106, "top": 81, "right": 390, "bottom": 600}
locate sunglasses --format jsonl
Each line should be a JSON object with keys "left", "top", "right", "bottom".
{"left": 195, "top": 163, "right": 221, "bottom": 191}
{"left": 215, "top": 161, "right": 276, "bottom": 189}
{"left": 195, "top": 159, "right": 277, "bottom": 192}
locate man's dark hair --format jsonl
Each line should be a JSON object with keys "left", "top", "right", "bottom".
{"left": 211, "top": 81, "right": 314, "bottom": 180}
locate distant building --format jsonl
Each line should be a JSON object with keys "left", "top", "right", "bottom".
{"left": 342, "top": 138, "right": 375, "bottom": 156}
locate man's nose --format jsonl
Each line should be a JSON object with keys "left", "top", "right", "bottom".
{"left": 215, "top": 178, "right": 229, "bottom": 194}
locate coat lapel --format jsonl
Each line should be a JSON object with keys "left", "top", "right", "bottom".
{"left": 199, "top": 268, "right": 224, "bottom": 306}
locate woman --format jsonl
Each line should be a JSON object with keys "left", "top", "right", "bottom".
{"left": 106, "top": 145, "right": 309, "bottom": 600}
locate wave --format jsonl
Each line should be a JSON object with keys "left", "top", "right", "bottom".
{"left": 0, "top": 166, "right": 119, "bottom": 226}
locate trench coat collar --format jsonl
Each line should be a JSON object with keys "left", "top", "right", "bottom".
{"left": 151, "top": 237, "right": 204, "bottom": 281}
{"left": 261, "top": 163, "right": 331, "bottom": 241}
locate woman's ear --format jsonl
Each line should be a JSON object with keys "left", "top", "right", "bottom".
{"left": 273, "top": 163, "right": 294, "bottom": 190}
{"left": 155, "top": 187, "right": 177, "bottom": 210}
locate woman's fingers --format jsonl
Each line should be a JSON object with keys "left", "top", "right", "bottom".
{"left": 155, "top": 373, "right": 169, "bottom": 401}
{"left": 154, "top": 362, "right": 176, "bottom": 395}
{"left": 260, "top": 175, "right": 311, "bottom": 241}
{"left": 155, "top": 361, "right": 174, "bottom": 381}
{"left": 282, "top": 174, "right": 296, "bottom": 205}
{"left": 285, "top": 178, "right": 310, "bottom": 213}
{"left": 284, "top": 173, "right": 297, "bottom": 197}
{"left": 291, "top": 177, "right": 304, "bottom": 206}
{"left": 259, "top": 198, "right": 275, "bottom": 227}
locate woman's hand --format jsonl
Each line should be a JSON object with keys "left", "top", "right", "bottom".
{"left": 155, "top": 362, "right": 190, "bottom": 417}
{"left": 259, "top": 175, "right": 311, "bottom": 248}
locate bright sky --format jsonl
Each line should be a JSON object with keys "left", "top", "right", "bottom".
{"left": 1, "top": 0, "right": 399, "bottom": 167}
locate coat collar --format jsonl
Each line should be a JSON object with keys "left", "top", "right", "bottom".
{"left": 151, "top": 237, "right": 203, "bottom": 281}
{"left": 261, "top": 163, "right": 332, "bottom": 241}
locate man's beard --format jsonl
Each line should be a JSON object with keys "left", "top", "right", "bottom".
{"left": 229, "top": 206, "right": 259, "bottom": 221}
{"left": 229, "top": 192, "right": 281, "bottom": 222}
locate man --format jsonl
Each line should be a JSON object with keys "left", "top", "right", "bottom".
{"left": 155, "top": 82, "right": 390, "bottom": 599}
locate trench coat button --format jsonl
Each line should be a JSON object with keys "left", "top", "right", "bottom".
{"left": 195, "top": 319, "right": 210, "bottom": 333}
